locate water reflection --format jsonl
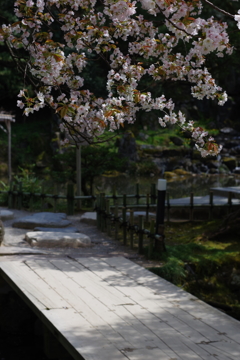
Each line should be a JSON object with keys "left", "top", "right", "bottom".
{"left": 94, "top": 175, "right": 240, "bottom": 199}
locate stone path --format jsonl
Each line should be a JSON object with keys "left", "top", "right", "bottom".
{"left": 0, "top": 207, "right": 144, "bottom": 263}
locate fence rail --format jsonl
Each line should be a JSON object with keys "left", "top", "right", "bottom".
{"left": 0, "top": 182, "right": 239, "bottom": 217}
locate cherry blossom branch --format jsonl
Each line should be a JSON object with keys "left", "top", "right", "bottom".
{"left": 202, "top": 0, "right": 234, "bottom": 18}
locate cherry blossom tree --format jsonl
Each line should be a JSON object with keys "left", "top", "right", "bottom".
{"left": 0, "top": 0, "right": 239, "bottom": 156}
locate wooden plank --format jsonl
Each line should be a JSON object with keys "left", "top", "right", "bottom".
{"left": 47, "top": 259, "right": 152, "bottom": 350}
{"left": 49, "top": 258, "right": 130, "bottom": 306}
{"left": 102, "top": 257, "right": 240, "bottom": 344}
{"left": 0, "top": 261, "right": 69, "bottom": 310}
{"left": 76, "top": 259, "right": 207, "bottom": 359}
{"left": 26, "top": 259, "right": 133, "bottom": 350}
{"left": 42, "top": 308, "right": 131, "bottom": 360}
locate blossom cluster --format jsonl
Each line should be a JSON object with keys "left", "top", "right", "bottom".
{"left": 0, "top": 0, "right": 239, "bottom": 154}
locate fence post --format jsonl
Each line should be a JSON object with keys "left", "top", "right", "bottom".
{"left": 96, "top": 194, "right": 101, "bottom": 230}
{"left": 13, "top": 182, "right": 18, "bottom": 209}
{"left": 122, "top": 207, "right": 127, "bottom": 245}
{"left": 8, "top": 181, "right": 13, "bottom": 209}
{"left": 190, "top": 192, "right": 194, "bottom": 221}
{"left": 112, "top": 185, "right": 117, "bottom": 206}
{"left": 67, "top": 183, "right": 75, "bottom": 215}
{"left": 209, "top": 191, "right": 213, "bottom": 219}
{"left": 129, "top": 209, "right": 134, "bottom": 249}
{"left": 146, "top": 194, "right": 149, "bottom": 224}
{"left": 123, "top": 194, "right": 127, "bottom": 207}
{"left": 29, "top": 184, "right": 34, "bottom": 212}
{"left": 155, "top": 179, "right": 166, "bottom": 252}
{"left": 138, "top": 215, "right": 144, "bottom": 254}
{"left": 53, "top": 184, "right": 58, "bottom": 213}
{"left": 166, "top": 192, "right": 170, "bottom": 222}
{"left": 228, "top": 192, "right": 232, "bottom": 215}
{"left": 136, "top": 183, "right": 140, "bottom": 205}
{"left": 100, "top": 193, "right": 105, "bottom": 232}
{"left": 148, "top": 219, "right": 155, "bottom": 259}
{"left": 150, "top": 183, "right": 156, "bottom": 205}
{"left": 41, "top": 185, "right": 45, "bottom": 211}
{"left": 17, "top": 182, "right": 23, "bottom": 210}
{"left": 106, "top": 199, "right": 111, "bottom": 237}
{"left": 114, "top": 205, "right": 119, "bottom": 240}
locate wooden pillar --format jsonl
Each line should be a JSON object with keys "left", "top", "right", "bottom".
{"left": 5, "top": 120, "right": 11, "bottom": 183}
{"left": 76, "top": 145, "right": 81, "bottom": 210}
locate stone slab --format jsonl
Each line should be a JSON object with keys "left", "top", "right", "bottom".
{"left": 34, "top": 227, "right": 79, "bottom": 232}
{"left": 79, "top": 212, "right": 97, "bottom": 225}
{"left": 0, "top": 210, "right": 14, "bottom": 221}
{"left": 126, "top": 211, "right": 155, "bottom": 217}
{"left": 12, "top": 212, "right": 71, "bottom": 229}
{"left": 25, "top": 231, "right": 91, "bottom": 248}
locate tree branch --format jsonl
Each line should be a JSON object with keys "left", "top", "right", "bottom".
{"left": 202, "top": 0, "right": 234, "bottom": 19}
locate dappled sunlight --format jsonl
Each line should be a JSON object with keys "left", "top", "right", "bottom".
{"left": 1, "top": 256, "right": 240, "bottom": 359}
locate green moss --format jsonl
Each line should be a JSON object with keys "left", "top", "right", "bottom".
{"left": 147, "top": 220, "right": 240, "bottom": 320}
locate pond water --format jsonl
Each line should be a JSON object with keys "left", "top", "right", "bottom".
{"left": 94, "top": 174, "right": 240, "bottom": 199}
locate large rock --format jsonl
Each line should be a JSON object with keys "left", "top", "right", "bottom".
{"left": 25, "top": 231, "right": 91, "bottom": 248}
{"left": 0, "top": 210, "right": 14, "bottom": 220}
{"left": 34, "top": 226, "right": 79, "bottom": 232}
{"left": 12, "top": 212, "right": 71, "bottom": 229}
{"left": 79, "top": 212, "right": 97, "bottom": 225}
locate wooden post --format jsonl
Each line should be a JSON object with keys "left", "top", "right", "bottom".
{"left": 136, "top": 183, "right": 140, "bottom": 205}
{"left": 148, "top": 219, "right": 155, "bottom": 259}
{"left": 67, "top": 183, "right": 75, "bottom": 215}
{"left": 12, "top": 182, "right": 17, "bottom": 209}
{"left": 29, "top": 184, "right": 34, "bottom": 212}
{"left": 100, "top": 193, "right": 105, "bottom": 232}
{"left": 166, "top": 192, "right": 170, "bottom": 222}
{"left": 146, "top": 194, "right": 149, "bottom": 224}
{"left": 41, "top": 185, "right": 45, "bottom": 211}
{"left": 209, "top": 191, "right": 213, "bottom": 219}
{"left": 228, "top": 192, "right": 232, "bottom": 215}
{"left": 123, "top": 194, "right": 127, "bottom": 207}
{"left": 138, "top": 215, "right": 144, "bottom": 254}
{"left": 129, "top": 209, "right": 134, "bottom": 249}
{"left": 122, "top": 207, "right": 127, "bottom": 245}
{"left": 190, "top": 192, "right": 194, "bottom": 221}
{"left": 114, "top": 205, "right": 119, "bottom": 241}
{"left": 8, "top": 181, "right": 13, "bottom": 209}
{"left": 96, "top": 194, "right": 101, "bottom": 230}
{"left": 5, "top": 119, "right": 12, "bottom": 183}
{"left": 76, "top": 145, "right": 82, "bottom": 210}
{"left": 53, "top": 184, "right": 57, "bottom": 213}
{"left": 106, "top": 199, "right": 111, "bottom": 237}
{"left": 112, "top": 185, "right": 117, "bottom": 206}
{"left": 155, "top": 179, "right": 166, "bottom": 252}
{"left": 91, "top": 187, "right": 95, "bottom": 210}
{"left": 150, "top": 183, "right": 156, "bottom": 205}
{"left": 17, "top": 182, "right": 23, "bottom": 210}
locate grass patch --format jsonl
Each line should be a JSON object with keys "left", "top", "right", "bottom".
{"left": 147, "top": 219, "right": 240, "bottom": 320}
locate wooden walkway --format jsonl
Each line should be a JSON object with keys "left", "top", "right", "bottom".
{"left": 0, "top": 256, "right": 240, "bottom": 360}
{"left": 211, "top": 186, "right": 240, "bottom": 199}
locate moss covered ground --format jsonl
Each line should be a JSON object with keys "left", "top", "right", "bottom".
{"left": 147, "top": 216, "right": 240, "bottom": 320}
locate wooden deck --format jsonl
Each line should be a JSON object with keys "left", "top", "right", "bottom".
{"left": 0, "top": 256, "right": 240, "bottom": 360}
